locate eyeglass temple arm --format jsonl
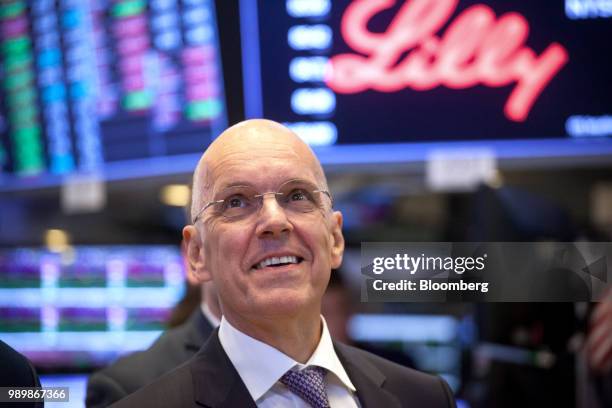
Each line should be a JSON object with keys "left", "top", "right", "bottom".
{"left": 314, "top": 190, "right": 333, "bottom": 206}
{"left": 192, "top": 200, "right": 223, "bottom": 224}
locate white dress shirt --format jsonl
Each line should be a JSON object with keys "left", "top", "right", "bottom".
{"left": 218, "top": 315, "right": 361, "bottom": 407}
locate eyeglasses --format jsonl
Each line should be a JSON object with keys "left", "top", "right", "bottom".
{"left": 192, "top": 179, "right": 332, "bottom": 223}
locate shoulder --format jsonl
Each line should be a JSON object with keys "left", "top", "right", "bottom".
{"left": 86, "top": 324, "right": 196, "bottom": 407}
{"left": 0, "top": 340, "right": 40, "bottom": 388}
{"left": 336, "top": 343, "right": 456, "bottom": 408}
{"left": 91, "top": 324, "right": 187, "bottom": 385}
{"left": 111, "top": 330, "right": 243, "bottom": 408}
{"left": 340, "top": 342, "right": 435, "bottom": 382}
{"left": 109, "top": 361, "right": 195, "bottom": 408}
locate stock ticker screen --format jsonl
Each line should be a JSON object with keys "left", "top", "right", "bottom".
{"left": 244, "top": 0, "right": 612, "bottom": 147}
{"left": 0, "top": 0, "right": 227, "bottom": 185}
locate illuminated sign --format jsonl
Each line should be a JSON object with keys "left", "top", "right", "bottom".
{"left": 326, "top": 0, "right": 569, "bottom": 122}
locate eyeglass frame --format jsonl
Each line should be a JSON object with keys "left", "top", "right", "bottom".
{"left": 191, "top": 180, "right": 333, "bottom": 224}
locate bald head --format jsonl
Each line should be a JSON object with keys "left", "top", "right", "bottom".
{"left": 190, "top": 119, "right": 328, "bottom": 222}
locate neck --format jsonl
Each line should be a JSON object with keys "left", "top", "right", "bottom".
{"left": 224, "top": 309, "right": 322, "bottom": 363}
{"left": 205, "top": 297, "right": 222, "bottom": 322}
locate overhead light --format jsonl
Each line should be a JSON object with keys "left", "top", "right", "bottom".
{"left": 45, "top": 229, "right": 71, "bottom": 253}
{"left": 160, "top": 184, "right": 191, "bottom": 207}
{"left": 486, "top": 170, "right": 504, "bottom": 189}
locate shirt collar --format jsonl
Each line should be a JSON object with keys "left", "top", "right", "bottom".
{"left": 306, "top": 316, "right": 356, "bottom": 393}
{"left": 218, "top": 315, "right": 356, "bottom": 402}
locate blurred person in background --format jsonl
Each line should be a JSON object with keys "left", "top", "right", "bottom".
{"left": 0, "top": 339, "right": 43, "bottom": 408}
{"left": 323, "top": 269, "right": 415, "bottom": 369}
{"left": 585, "top": 288, "right": 612, "bottom": 407}
{"left": 86, "top": 222, "right": 222, "bottom": 407}
{"left": 451, "top": 184, "right": 612, "bottom": 407}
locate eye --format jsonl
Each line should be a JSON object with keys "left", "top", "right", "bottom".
{"left": 224, "top": 195, "right": 249, "bottom": 209}
{"left": 289, "top": 189, "right": 312, "bottom": 201}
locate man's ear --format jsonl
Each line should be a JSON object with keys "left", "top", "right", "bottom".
{"left": 182, "top": 225, "right": 213, "bottom": 282}
{"left": 330, "top": 211, "right": 345, "bottom": 269}
{"left": 180, "top": 240, "right": 200, "bottom": 285}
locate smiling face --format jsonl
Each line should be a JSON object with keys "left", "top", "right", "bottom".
{"left": 183, "top": 120, "right": 344, "bottom": 327}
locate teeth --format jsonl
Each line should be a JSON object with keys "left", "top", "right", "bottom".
{"left": 256, "top": 256, "right": 299, "bottom": 269}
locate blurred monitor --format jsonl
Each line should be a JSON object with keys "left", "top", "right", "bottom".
{"left": 237, "top": 0, "right": 612, "bottom": 165}
{"left": 0, "top": 0, "right": 234, "bottom": 191}
{"left": 349, "top": 313, "right": 462, "bottom": 392}
{"left": 0, "top": 245, "right": 185, "bottom": 370}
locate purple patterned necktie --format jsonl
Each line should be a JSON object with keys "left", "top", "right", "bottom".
{"left": 280, "top": 366, "right": 330, "bottom": 408}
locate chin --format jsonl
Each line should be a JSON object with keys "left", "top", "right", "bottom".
{"left": 251, "top": 289, "right": 317, "bottom": 317}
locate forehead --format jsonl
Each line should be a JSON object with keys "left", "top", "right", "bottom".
{"left": 204, "top": 130, "right": 321, "bottom": 192}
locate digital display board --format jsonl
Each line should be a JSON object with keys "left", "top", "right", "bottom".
{"left": 0, "top": 0, "right": 227, "bottom": 189}
{"left": 240, "top": 0, "right": 612, "bottom": 161}
{"left": 0, "top": 245, "right": 185, "bottom": 369}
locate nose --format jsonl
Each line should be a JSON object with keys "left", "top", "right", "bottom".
{"left": 255, "top": 193, "right": 293, "bottom": 238}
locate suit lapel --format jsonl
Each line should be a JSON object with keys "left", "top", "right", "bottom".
{"left": 190, "top": 329, "right": 256, "bottom": 408}
{"left": 334, "top": 342, "right": 402, "bottom": 408}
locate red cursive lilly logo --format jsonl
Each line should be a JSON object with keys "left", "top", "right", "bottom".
{"left": 325, "top": 0, "right": 569, "bottom": 122}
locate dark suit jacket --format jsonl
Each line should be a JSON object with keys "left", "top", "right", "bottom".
{"left": 87, "top": 309, "right": 214, "bottom": 408}
{"left": 0, "top": 339, "right": 43, "bottom": 408}
{"left": 110, "top": 328, "right": 456, "bottom": 408}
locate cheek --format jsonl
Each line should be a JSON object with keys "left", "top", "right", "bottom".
{"left": 204, "top": 223, "right": 251, "bottom": 275}
{"left": 203, "top": 229, "right": 249, "bottom": 307}
{"left": 299, "top": 218, "right": 335, "bottom": 263}
{"left": 220, "top": 229, "right": 249, "bottom": 265}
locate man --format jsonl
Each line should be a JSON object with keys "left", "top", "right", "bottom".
{"left": 86, "top": 282, "right": 221, "bottom": 407}
{"left": 112, "top": 119, "right": 455, "bottom": 407}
